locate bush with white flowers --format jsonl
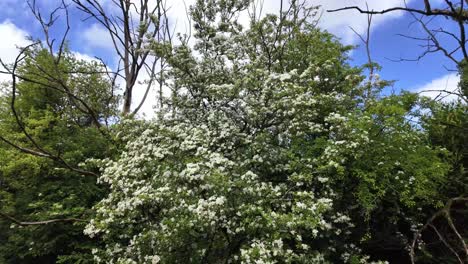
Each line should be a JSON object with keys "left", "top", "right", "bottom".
{"left": 84, "top": 1, "right": 450, "bottom": 263}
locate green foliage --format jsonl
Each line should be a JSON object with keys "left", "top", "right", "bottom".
{"left": 421, "top": 100, "right": 467, "bottom": 196}
{"left": 82, "top": 1, "right": 454, "bottom": 263}
{"left": 0, "top": 47, "right": 116, "bottom": 263}
{"left": 412, "top": 85, "right": 467, "bottom": 263}
{"left": 0, "top": 1, "right": 464, "bottom": 263}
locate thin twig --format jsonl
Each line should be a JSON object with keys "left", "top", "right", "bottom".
{"left": 0, "top": 212, "right": 85, "bottom": 226}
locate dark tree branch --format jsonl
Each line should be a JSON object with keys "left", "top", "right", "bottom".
{"left": 328, "top": 0, "right": 468, "bottom": 71}
{"left": 327, "top": 3, "right": 468, "bottom": 21}
{"left": 0, "top": 212, "right": 85, "bottom": 226}
{"left": 417, "top": 89, "right": 467, "bottom": 103}
{"left": 131, "top": 58, "right": 158, "bottom": 116}
{"left": 0, "top": 27, "right": 99, "bottom": 178}
{"left": 428, "top": 223, "right": 464, "bottom": 264}
{"left": 349, "top": 3, "right": 375, "bottom": 105}
{"left": 73, "top": 0, "right": 171, "bottom": 115}
{"left": 410, "top": 197, "right": 468, "bottom": 264}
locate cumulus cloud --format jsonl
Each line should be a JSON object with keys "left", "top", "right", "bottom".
{"left": 164, "top": 0, "right": 415, "bottom": 45}
{"left": 77, "top": 0, "right": 422, "bottom": 117}
{"left": 0, "top": 21, "right": 30, "bottom": 63}
{"left": 313, "top": 0, "right": 416, "bottom": 44}
{"left": 413, "top": 73, "right": 461, "bottom": 102}
{"left": 0, "top": 21, "right": 30, "bottom": 83}
{"left": 72, "top": 51, "right": 98, "bottom": 63}
{"left": 129, "top": 0, "right": 421, "bottom": 117}
{"left": 82, "top": 23, "right": 114, "bottom": 50}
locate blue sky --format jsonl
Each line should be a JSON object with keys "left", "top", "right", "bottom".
{"left": 0, "top": 0, "right": 461, "bottom": 115}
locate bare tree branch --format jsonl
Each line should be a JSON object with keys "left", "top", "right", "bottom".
{"left": 327, "top": 2, "right": 468, "bottom": 21}
{"left": 0, "top": 212, "right": 85, "bottom": 226}
{"left": 410, "top": 197, "right": 468, "bottom": 264}
{"left": 0, "top": 5, "right": 102, "bottom": 178}
{"left": 329, "top": 0, "right": 468, "bottom": 102}
{"left": 349, "top": 3, "right": 376, "bottom": 105}
{"left": 73, "top": 0, "right": 171, "bottom": 115}
{"left": 428, "top": 223, "right": 464, "bottom": 264}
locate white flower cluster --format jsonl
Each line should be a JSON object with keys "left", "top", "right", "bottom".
{"left": 84, "top": 89, "right": 357, "bottom": 262}
{"left": 81, "top": 8, "right": 448, "bottom": 262}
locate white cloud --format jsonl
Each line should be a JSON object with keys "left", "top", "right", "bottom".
{"left": 0, "top": 21, "right": 30, "bottom": 63}
{"left": 72, "top": 51, "right": 116, "bottom": 75}
{"left": 78, "top": 0, "right": 422, "bottom": 118}
{"left": 0, "top": 21, "right": 30, "bottom": 83}
{"left": 82, "top": 23, "right": 114, "bottom": 50}
{"left": 129, "top": 64, "right": 159, "bottom": 118}
{"left": 164, "top": 0, "right": 195, "bottom": 43}
{"left": 413, "top": 73, "right": 461, "bottom": 102}
{"left": 313, "top": 0, "right": 416, "bottom": 44}
{"left": 164, "top": 0, "right": 415, "bottom": 45}
{"left": 72, "top": 51, "right": 98, "bottom": 63}
{"left": 137, "top": 0, "right": 419, "bottom": 117}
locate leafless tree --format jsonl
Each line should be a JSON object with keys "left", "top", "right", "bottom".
{"left": 73, "top": 0, "right": 172, "bottom": 115}
{"left": 329, "top": 0, "right": 468, "bottom": 101}
{"left": 347, "top": 3, "right": 378, "bottom": 105}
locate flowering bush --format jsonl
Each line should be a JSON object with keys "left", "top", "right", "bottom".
{"left": 86, "top": 75, "right": 447, "bottom": 263}
{"left": 84, "top": 1, "right": 450, "bottom": 263}
{"left": 86, "top": 72, "right": 359, "bottom": 263}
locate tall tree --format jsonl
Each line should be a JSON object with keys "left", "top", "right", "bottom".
{"left": 73, "top": 0, "right": 172, "bottom": 115}
{"left": 83, "top": 1, "right": 451, "bottom": 263}
{"left": 0, "top": 48, "right": 117, "bottom": 263}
